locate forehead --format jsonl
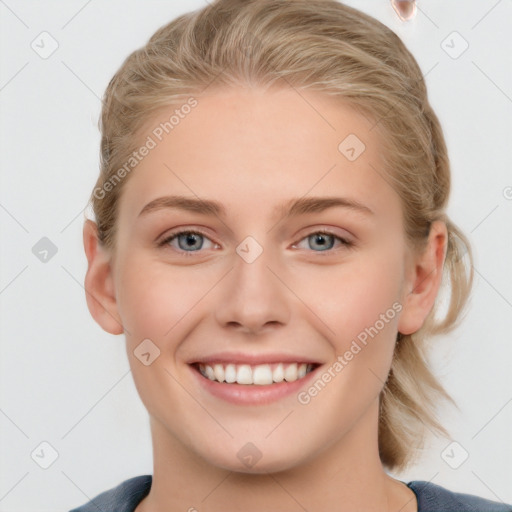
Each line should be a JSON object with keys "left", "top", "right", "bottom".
{"left": 118, "top": 86, "right": 401, "bottom": 225}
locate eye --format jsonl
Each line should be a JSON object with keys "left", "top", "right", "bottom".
{"left": 159, "top": 230, "right": 217, "bottom": 254}
{"left": 293, "top": 230, "right": 353, "bottom": 252}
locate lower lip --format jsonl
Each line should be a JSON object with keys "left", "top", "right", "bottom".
{"left": 190, "top": 365, "right": 320, "bottom": 405}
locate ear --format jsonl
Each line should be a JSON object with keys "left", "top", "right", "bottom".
{"left": 83, "top": 219, "right": 124, "bottom": 335}
{"left": 397, "top": 220, "right": 448, "bottom": 336}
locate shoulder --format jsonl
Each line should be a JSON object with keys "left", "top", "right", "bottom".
{"left": 408, "top": 480, "right": 512, "bottom": 512}
{"left": 68, "top": 474, "right": 152, "bottom": 512}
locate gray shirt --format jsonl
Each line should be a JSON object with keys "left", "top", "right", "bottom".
{"left": 69, "top": 475, "right": 512, "bottom": 512}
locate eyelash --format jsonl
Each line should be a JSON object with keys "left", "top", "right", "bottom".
{"left": 158, "top": 228, "right": 354, "bottom": 257}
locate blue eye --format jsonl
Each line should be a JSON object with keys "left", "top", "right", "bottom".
{"left": 159, "top": 229, "right": 352, "bottom": 256}
{"left": 307, "top": 233, "right": 335, "bottom": 251}
{"left": 160, "top": 230, "right": 216, "bottom": 253}
{"left": 294, "top": 231, "right": 352, "bottom": 252}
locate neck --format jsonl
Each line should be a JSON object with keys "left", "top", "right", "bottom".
{"left": 136, "top": 401, "right": 417, "bottom": 512}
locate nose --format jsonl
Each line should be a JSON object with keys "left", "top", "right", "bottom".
{"left": 214, "top": 244, "right": 291, "bottom": 336}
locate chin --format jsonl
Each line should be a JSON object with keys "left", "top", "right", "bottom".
{"left": 193, "top": 441, "right": 309, "bottom": 475}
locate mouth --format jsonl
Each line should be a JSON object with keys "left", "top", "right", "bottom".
{"left": 189, "top": 358, "right": 321, "bottom": 405}
{"left": 194, "top": 362, "right": 318, "bottom": 385}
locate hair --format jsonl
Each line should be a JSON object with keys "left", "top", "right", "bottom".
{"left": 88, "top": 0, "right": 474, "bottom": 471}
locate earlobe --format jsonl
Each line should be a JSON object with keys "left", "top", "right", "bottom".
{"left": 83, "top": 219, "right": 124, "bottom": 335}
{"left": 397, "top": 221, "right": 448, "bottom": 336}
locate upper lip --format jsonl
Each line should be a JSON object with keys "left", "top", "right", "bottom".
{"left": 189, "top": 352, "right": 322, "bottom": 366}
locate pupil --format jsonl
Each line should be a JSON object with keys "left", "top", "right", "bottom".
{"left": 310, "top": 233, "right": 333, "bottom": 251}
{"left": 179, "top": 233, "right": 203, "bottom": 250}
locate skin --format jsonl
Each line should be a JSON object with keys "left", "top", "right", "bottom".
{"left": 83, "top": 85, "right": 447, "bottom": 511}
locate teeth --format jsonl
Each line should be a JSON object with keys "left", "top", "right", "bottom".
{"left": 253, "top": 364, "right": 273, "bottom": 385}
{"left": 225, "top": 364, "right": 236, "bottom": 383}
{"left": 273, "top": 363, "right": 284, "bottom": 383}
{"left": 236, "top": 364, "right": 252, "bottom": 384}
{"left": 284, "top": 363, "right": 297, "bottom": 382}
{"left": 204, "top": 365, "right": 216, "bottom": 381}
{"left": 213, "top": 364, "right": 225, "bottom": 382}
{"left": 198, "top": 362, "right": 315, "bottom": 385}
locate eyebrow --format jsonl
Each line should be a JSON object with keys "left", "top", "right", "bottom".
{"left": 137, "top": 195, "right": 374, "bottom": 219}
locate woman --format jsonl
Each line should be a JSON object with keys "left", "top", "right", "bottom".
{"left": 72, "top": 0, "right": 511, "bottom": 510}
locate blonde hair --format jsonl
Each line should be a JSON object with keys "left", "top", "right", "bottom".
{"left": 89, "top": 0, "right": 474, "bottom": 471}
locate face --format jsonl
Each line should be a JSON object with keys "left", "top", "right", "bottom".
{"left": 100, "top": 86, "right": 420, "bottom": 473}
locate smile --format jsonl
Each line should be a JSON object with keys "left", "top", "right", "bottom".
{"left": 197, "top": 362, "right": 317, "bottom": 385}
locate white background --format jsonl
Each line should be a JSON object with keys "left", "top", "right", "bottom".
{"left": 0, "top": 1, "right": 511, "bottom": 510}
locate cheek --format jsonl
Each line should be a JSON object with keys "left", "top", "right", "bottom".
{"left": 115, "top": 254, "right": 216, "bottom": 341}
{"left": 298, "top": 263, "right": 403, "bottom": 418}
{"left": 114, "top": 257, "right": 213, "bottom": 426}
{"left": 295, "top": 254, "right": 404, "bottom": 345}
